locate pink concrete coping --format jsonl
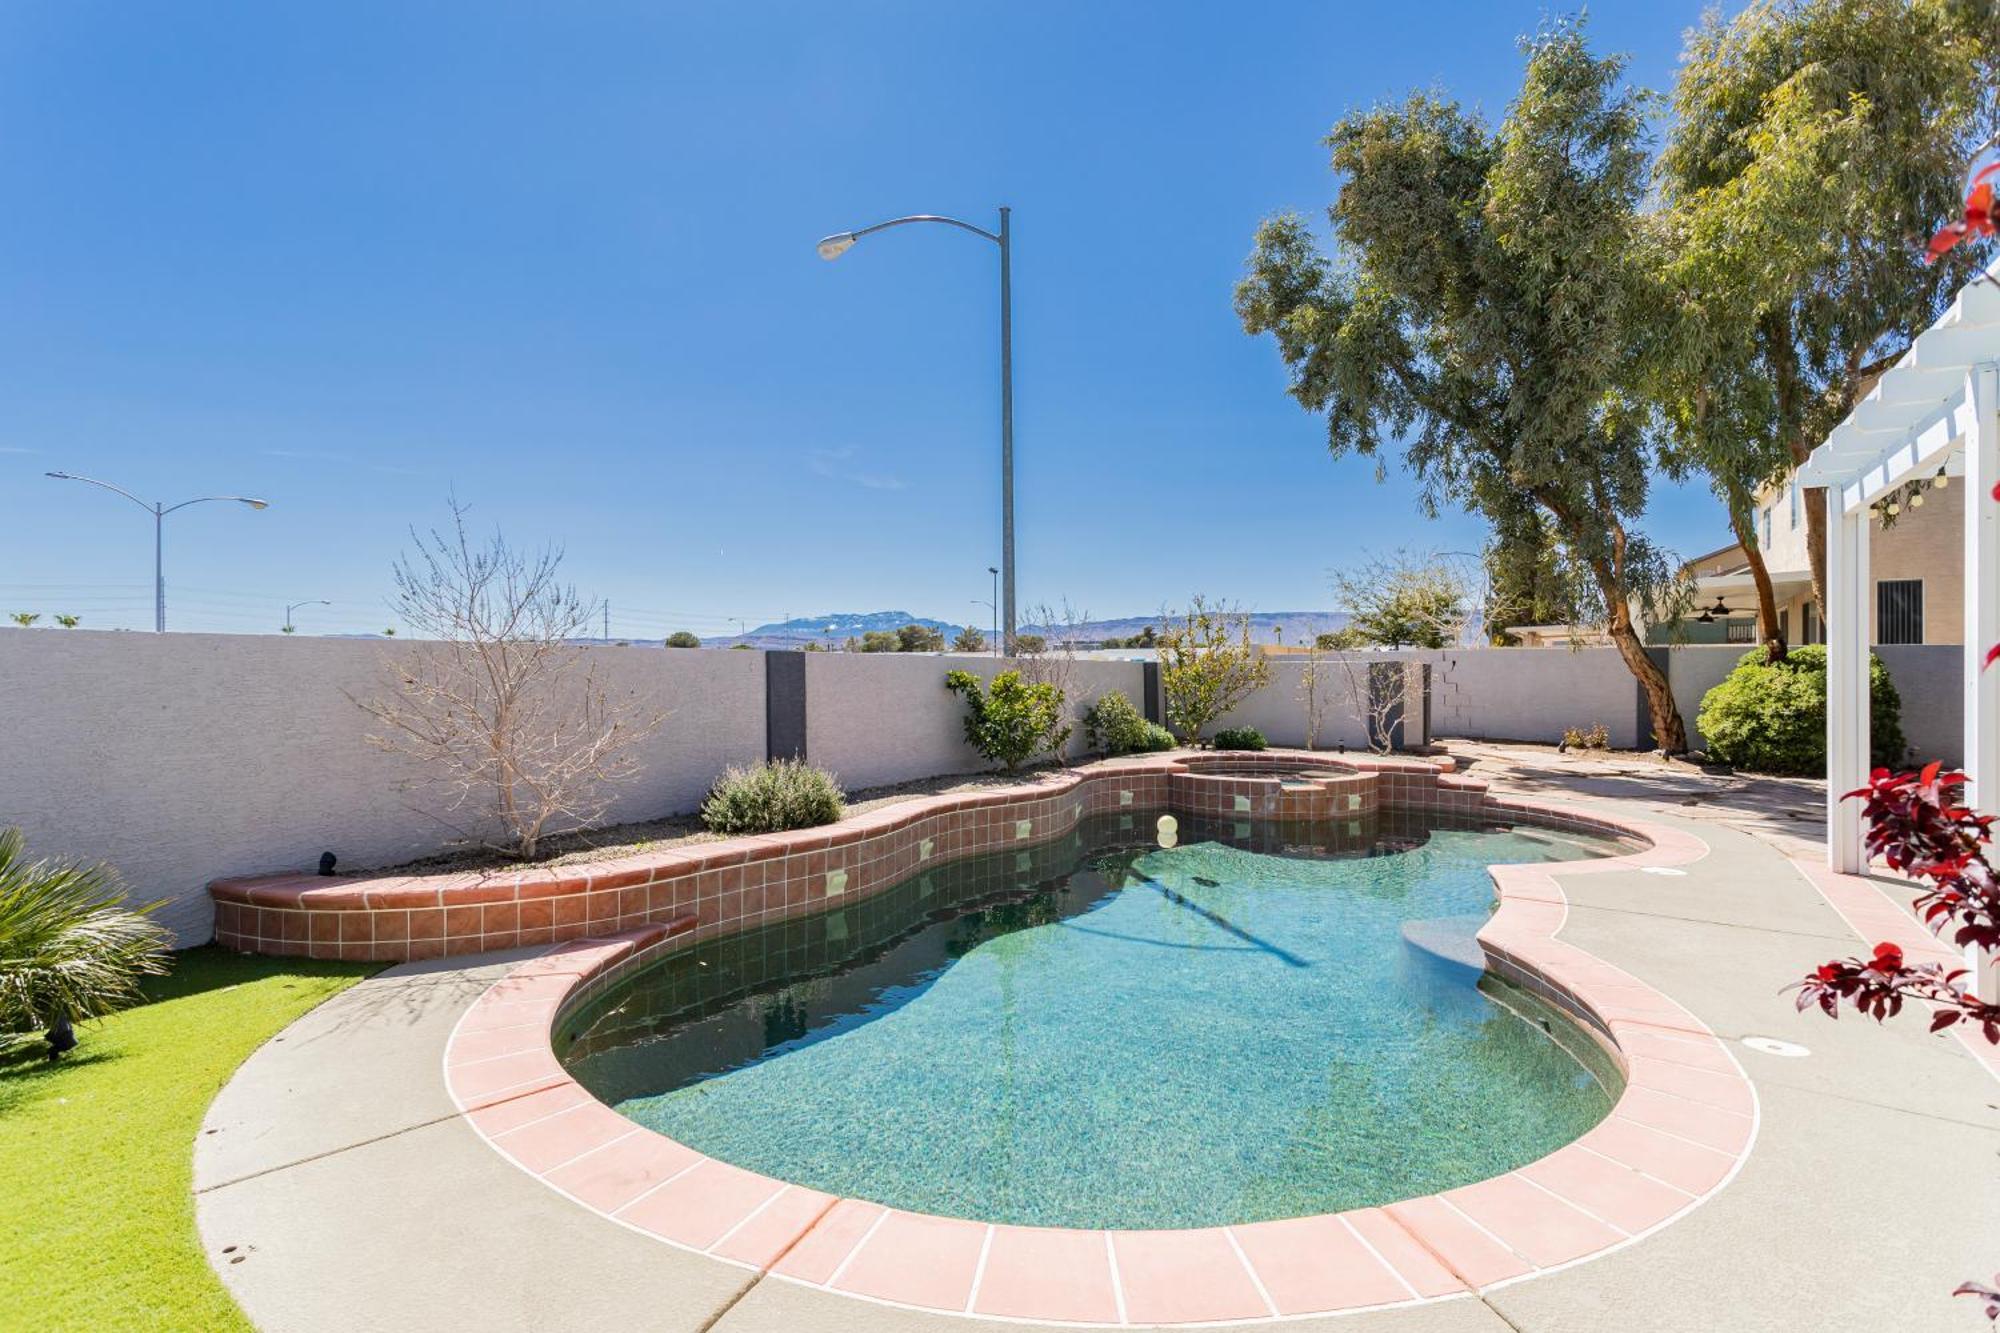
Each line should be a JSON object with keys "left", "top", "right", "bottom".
{"left": 210, "top": 749, "right": 1482, "bottom": 963}
{"left": 442, "top": 796, "right": 1756, "bottom": 1326}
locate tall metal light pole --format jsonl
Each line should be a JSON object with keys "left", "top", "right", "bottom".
{"left": 817, "top": 209, "right": 1016, "bottom": 651}
{"left": 284, "top": 599, "right": 330, "bottom": 633}
{"left": 45, "top": 472, "right": 269, "bottom": 632}
{"left": 987, "top": 565, "right": 1000, "bottom": 656}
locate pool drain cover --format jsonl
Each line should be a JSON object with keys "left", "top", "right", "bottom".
{"left": 1741, "top": 1036, "right": 1810, "bottom": 1058}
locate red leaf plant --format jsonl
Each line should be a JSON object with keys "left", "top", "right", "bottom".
{"left": 1794, "top": 762, "right": 2000, "bottom": 1319}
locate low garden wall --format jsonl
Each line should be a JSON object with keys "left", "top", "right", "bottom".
{"left": 209, "top": 750, "right": 1550, "bottom": 963}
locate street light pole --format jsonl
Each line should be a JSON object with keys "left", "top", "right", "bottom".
{"left": 45, "top": 472, "right": 269, "bottom": 632}
{"left": 817, "top": 208, "right": 1017, "bottom": 651}
{"left": 987, "top": 566, "right": 999, "bottom": 657}
{"left": 284, "top": 598, "right": 330, "bottom": 633}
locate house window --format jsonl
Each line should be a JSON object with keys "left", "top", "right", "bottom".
{"left": 1803, "top": 601, "right": 1823, "bottom": 644}
{"left": 1877, "top": 579, "right": 1924, "bottom": 645}
{"left": 1778, "top": 608, "right": 1790, "bottom": 644}
{"left": 1788, "top": 480, "right": 1799, "bottom": 529}
{"left": 1760, "top": 506, "right": 1772, "bottom": 548}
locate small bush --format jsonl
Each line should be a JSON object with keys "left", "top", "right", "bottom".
{"left": 1696, "top": 644, "right": 1904, "bottom": 777}
{"left": 700, "top": 759, "right": 845, "bottom": 834}
{"left": 1083, "top": 691, "right": 1175, "bottom": 756}
{"left": 1211, "top": 726, "right": 1268, "bottom": 751}
{"left": 0, "top": 828, "right": 171, "bottom": 1057}
{"left": 945, "top": 669, "right": 1070, "bottom": 772}
{"left": 1561, "top": 722, "right": 1610, "bottom": 750}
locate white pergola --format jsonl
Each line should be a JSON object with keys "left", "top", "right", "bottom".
{"left": 1798, "top": 253, "right": 2000, "bottom": 907}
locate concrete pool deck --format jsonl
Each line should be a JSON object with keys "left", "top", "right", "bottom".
{"left": 195, "top": 745, "right": 2000, "bottom": 1330}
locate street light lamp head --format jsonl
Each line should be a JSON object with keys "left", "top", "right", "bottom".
{"left": 239, "top": 498, "right": 270, "bottom": 509}
{"left": 816, "top": 233, "right": 858, "bottom": 261}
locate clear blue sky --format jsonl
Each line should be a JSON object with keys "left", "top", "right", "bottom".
{"left": 0, "top": 1, "right": 1728, "bottom": 639}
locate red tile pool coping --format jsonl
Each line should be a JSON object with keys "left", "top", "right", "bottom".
{"left": 436, "top": 754, "right": 1756, "bottom": 1326}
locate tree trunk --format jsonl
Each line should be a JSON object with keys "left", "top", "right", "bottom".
{"left": 1763, "top": 311, "right": 1827, "bottom": 616}
{"left": 1725, "top": 500, "right": 1785, "bottom": 657}
{"left": 1606, "top": 612, "right": 1685, "bottom": 752}
{"left": 1802, "top": 491, "right": 1827, "bottom": 630}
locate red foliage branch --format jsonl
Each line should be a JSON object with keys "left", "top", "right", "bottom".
{"left": 1794, "top": 763, "right": 2000, "bottom": 1038}
{"left": 1794, "top": 757, "right": 2000, "bottom": 1321}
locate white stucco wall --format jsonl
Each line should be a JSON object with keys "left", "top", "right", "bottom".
{"left": 1424, "top": 647, "right": 1642, "bottom": 748}
{"left": 1210, "top": 656, "right": 1392, "bottom": 750}
{"left": 804, "top": 652, "right": 1147, "bottom": 790}
{"left": 0, "top": 631, "right": 766, "bottom": 944}
{"left": 10, "top": 631, "right": 1962, "bottom": 948}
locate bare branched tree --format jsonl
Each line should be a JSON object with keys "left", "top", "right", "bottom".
{"left": 1017, "top": 599, "right": 1091, "bottom": 760}
{"left": 352, "top": 501, "right": 665, "bottom": 859}
{"left": 1311, "top": 652, "right": 1412, "bottom": 756}
{"left": 1298, "top": 647, "right": 1328, "bottom": 750}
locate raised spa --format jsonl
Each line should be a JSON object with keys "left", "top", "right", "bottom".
{"left": 557, "top": 810, "right": 1630, "bottom": 1230}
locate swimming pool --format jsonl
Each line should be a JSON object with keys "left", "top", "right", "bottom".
{"left": 559, "top": 811, "right": 1629, "bottom": 1230}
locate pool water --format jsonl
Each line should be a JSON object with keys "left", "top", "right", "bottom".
{"left": 560, "top": 812, "right": 1628, "bottom": 1229}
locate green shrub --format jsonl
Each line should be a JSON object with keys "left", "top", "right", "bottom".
{"left": 1212, "top": 726, "right": 1268, "bottom": 751}
{"left": 945, "top": 669, "right": 1071, "bottom": 772}
{"left": 665, "top": 630, "right": 701, "bottom": 648}
{"left": 700, "top": 759, "right": 845, "bottom": 834}
{"left": 1561, "top": 722, "right": 1610, "bottom": 750}
{"left": 0, "top": 828, "right": 171, "bottom": 1057}
{"left": 1083, "top": 691, "right": 1176, "bottom": 756}
{"left": 1696, "top": 645, "right": 1904, "bottom": 776}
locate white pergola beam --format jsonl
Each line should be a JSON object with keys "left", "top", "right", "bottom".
{"left": 1825, "top": 486, "right": 1870, "bottom": 874}
{"left": 1967, "top": 368, "right": 2000, "bottom": 1003}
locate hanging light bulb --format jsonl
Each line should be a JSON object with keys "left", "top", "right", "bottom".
{"left": 1933, "top": 465, "right": 1949, "bottom": 490}
{"left": 1886, "top": 500, "right": 1901, "bottom": 516}
{"left": 1911, "top": 491, "right": 1925, "bottom": 508}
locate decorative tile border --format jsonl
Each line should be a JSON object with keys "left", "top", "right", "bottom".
{"left": 213, "top": 749, "right": 1471, "bottom": 962}
{"left": 441, "top": 785, "right": 1758, "bottom": 1326}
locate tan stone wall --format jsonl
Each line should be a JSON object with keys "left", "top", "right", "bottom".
{"left": 1752, "top": 475, "right": 1963, "bottom": 645}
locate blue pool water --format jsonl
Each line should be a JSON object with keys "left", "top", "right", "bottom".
{"left": 560, "top": 812, "right": 1627, "bottom": 1228}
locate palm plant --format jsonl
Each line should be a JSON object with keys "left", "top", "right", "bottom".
{"left": 0, "top": 828, "right": 171, "bottom": 1059}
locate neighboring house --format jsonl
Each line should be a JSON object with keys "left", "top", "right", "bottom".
{"left": 1682, "top": 465, "right": 1966, "bottom": 647}
{"left": 1499, "top": 463, "right": 1964, "bottom": 649}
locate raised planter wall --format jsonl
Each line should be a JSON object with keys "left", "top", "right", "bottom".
{"left": 210, "top": 750, "right": 1562, "bottom": 963}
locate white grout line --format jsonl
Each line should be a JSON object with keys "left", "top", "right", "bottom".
{"left": 1624, "top": 1079, "right": 1754, "bottom": 1118}
{"left": 1101, "top": 1232, "right": 1129, "bottom": 1326}
{"left": 1510, "top": 1170, "right": 1628, "bottom": 1237}
{"left": 1337, "top": 1214, "right": 1421, "bottom": 1302}
{"left": 535, "top": 1125, "right": 643, "bottom": 1176}
{"left": 1437, "top": 1195, "right": 1537, "bottom": 1270}
{"left": 1609, "top": 1113, "right": 1740, "bottom": 1157}
{"left": 824, "top": 1206, "right": 892, "bottom": 1290}
{"left": 963, "top": 1225, "right": 995, "bottom": 1314}
{"left": 610, "top": 1156, "right": 707, "bottom": 1219}
{"left": 448, "top": 1044, "right": 555, "bottom": 1069}
{"left": 1221, "top": 1227, "right": 1280, "bottom": 1318}
{"left": 707, "top": 1183, "right": 790, "bottom": 1253}
{"left": 1576, "top": 1144, "right": 1696, "bottom": 1199}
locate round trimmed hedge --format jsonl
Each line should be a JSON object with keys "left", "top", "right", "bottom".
{"left": 1695, "top": 644, "right": 1905, "bottom": 777}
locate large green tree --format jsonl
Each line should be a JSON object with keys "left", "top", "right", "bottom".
{"left": 1653, "top": 0, "right": 1997, "bottom": 639}
{"left": 1238, "top": 19, "right": 1688, "bottom": 748}
{"left": 1482, "top": 500, "right": 1581, "bottom": 645}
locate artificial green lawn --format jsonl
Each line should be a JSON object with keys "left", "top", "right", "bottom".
{"left": 1, "top": 947, "right": 375, "bottom": 1331}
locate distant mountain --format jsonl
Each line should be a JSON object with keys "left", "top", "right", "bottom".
{"left": 1028, "top": 611, "right": 1351, "bottom": 647}
{"left": 699, "top": 608, "right": 1349, "bottom": 649}
{"left": 715, "top": 611, "right": 968, "bottom": 649}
